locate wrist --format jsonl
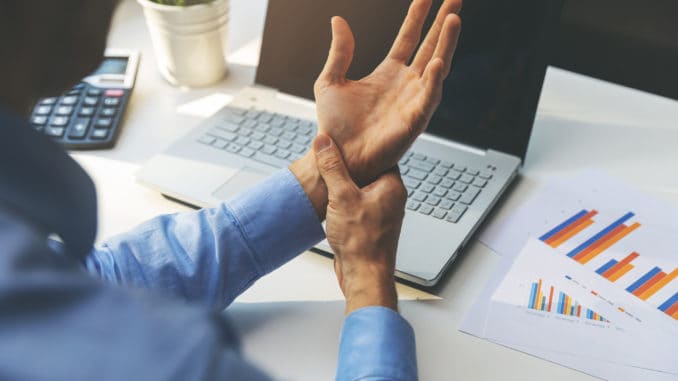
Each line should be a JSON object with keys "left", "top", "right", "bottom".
{"left": 289, "top": 151, "right": 328, "bottom": 221}
{"left": 343, "top": 270, "right": 398, "bottom": 315}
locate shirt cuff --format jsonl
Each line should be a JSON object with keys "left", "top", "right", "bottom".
{"left": 226, "top": 168, "right": 326, "bottom": 276}
{"left": 337, "top": 306, "right": 418, "bottom": 381}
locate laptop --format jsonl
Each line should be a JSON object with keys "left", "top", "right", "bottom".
{"left": 137, "top": 0, "right": 563, "bottom": 287}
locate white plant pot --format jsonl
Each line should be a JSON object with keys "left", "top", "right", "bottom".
{"left": 137, "top": 0, "right": 230, "bottom": 87}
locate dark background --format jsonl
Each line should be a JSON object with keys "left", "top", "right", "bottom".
{"left": 555, "top": 0, "right": 678, "bottom": 100}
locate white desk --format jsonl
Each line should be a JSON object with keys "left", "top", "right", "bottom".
{"left": 78, "top": 1, "right": 678, "bottom": 379}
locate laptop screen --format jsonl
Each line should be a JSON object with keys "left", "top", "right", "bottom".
{"left": 256, "top": 0, "right": 562, "bottom": 159}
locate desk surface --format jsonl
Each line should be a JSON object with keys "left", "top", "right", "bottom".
{"left": 77, "top": 1, "right": 678, "bottom": 379}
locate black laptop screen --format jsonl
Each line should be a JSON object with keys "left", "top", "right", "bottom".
{"left": 256, "top": 0, "right": 562, "bottom": 159}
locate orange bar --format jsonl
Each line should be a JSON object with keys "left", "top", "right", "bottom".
{"left": 535, "top": 279, "right": 543, "bottom": 310}
{"left": 573, "top": 224, "right": 627, "bottom": 262}
{"left": 564, "top": 296, "right": 571, "bottom": 316}
{"left": 602, "top": 252, "right": 640, "bottom": 279}
{"left": 672, "top": 310, "right": 678, "bottom": 320}
{"left": 593, "top": 312, "right": 598, "bottom": 320}
{"left": 609, "top": 264, "right": 634, "bottom": 282}
{"left": 666, "top": 303, "right": 678, "bottom": 318}
{"left": 578, "top": 223, "right": 641, "bottom": 264}
{"left": 545, "top": 211, "right": 598, "bottom": 248}
{"left": 576, "top": 305, "right": 582, "bottom": 317}
{"left": 547, "top": 286, "right": 554, "bottom": 312}
{"left": 633, "top": 271, "right": 667, "bottom": 298}
{"left": 640, "top": 268, "right": 678, "bottom": 300}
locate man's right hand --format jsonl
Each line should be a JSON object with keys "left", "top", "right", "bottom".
{"left": 313, "top": 134, "right": 407, "bottom": 314}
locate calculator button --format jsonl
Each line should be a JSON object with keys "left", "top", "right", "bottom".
{"left": 87, "top": 88, "right": 103, "bottom": 96}
{"left": 35, "top": 105, "right": 53, "bottom": 115}
{"left": 79, "top": 107, "right": 95, "bottom": 117}
{"left": 31, "top": 116, "right": 48, "bottom": 126}
{"left": 50, "top": 116, "right": 69, "bottom": 126}
{"left": 56, "top": 106, "right": 74, "bottom": 116}
{"left": 91, "top": 129, "right": 109, "bottom": 140}
{"left": 44, "top": 126, "right": 65, "bottom": 137}
{"left": 100, "top": 108, "right": 117, "bottom": 117}
{"left": 94, "top": 118, "right": 113, "bottom": 128}
{"left": 62, "top": 96, "right": 79, "bottom": 105}
{"left": 67, "top": 118, "right": 91, "bottom": 139}
{"left": 105, "top": 89, "right": 125, "bottom": 97}
{"left": 103, "top": 97, "right": 121, "bottom": 107}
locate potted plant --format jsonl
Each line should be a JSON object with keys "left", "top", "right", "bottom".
{"left": 137, "top": 0, "right": 230, "bottom": 87}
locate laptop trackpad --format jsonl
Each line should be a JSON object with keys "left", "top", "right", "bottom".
{"left": 212, "top": 167, "right": 270, "bottom": 201}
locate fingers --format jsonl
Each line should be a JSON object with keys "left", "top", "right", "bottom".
{"left": 318, "top": 17, "right": 356, "bottom": 84}
{"left": 420, "top": 57, "right": 445, "bottom": 117}
{"left": 430, "top": 13, "right": 462, "bottom": 78}
{"left": 411, "top": 0, "right": 462, "bottom": 74}
{"left": 387, "top": 0, "right": 433, "bottom": 63}
{"left": 313, "top": 134, "right": 358, "bottom": 200}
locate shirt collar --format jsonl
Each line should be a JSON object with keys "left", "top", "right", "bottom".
{"left": 0, "top": 107, "right": 97, "bottom": 259}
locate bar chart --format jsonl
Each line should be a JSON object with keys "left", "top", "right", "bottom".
{"left": 527, "top": 279, "right": 606, "bottom": 322}
{"left": 540, "top": 209, "right": 678, "bottom": 320}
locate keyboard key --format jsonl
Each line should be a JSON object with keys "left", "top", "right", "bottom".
{"left": 432, "top": 209, "right": 447, "bottom": 219}
{"left": 440, "top": 161, "right": 453, "bottom": 168}
{"left": 453, "top": 164, "right": 466, "bottom": 172}
{"left": 269, "top": 127, "right": 283, "bottom": 137}
{"left": 446, "top": 191, "right": 461, "bottom": 201}
{"left": 401, "top": 167, "right": 410, "bottom": 176}
{"left": 451, "top": 204, "right": 468, "bottom": 215}
{"left": 412, "top": 192, "right": 427, "bottom": 202}
{"left": 408, "top": 169, "right": 427, "bottom": 181}
{"left": 210, "top": 129, "right": 236, "bottom": 141}
{"left": 263, "top": 136, "right": 278, "bottom": 145}
{"left": 472, "top": 178, "right": 488, "bottom": 188}
{"left": 433, "top": 168, "right": 448, "bottom": 177}
{"left": 252, "top": 151, "right": 288, "bottom": 168}
{"left": 418, "top": 204, "right": 434, "bottom": 215}
{"left": 408, "top": 160, "right": 434, "bottom": 172}
{"left": 55, "top": 106, "right": 74, "bottom": 116}
{"left": 213, "top": 139, "right": 228, "bottom": 149}
{"left": 413, "top": 153, "right": 426, "bottom": 160}
{"left": 425, "top": 157, "right": 440, "bottom": 165}
{"left": 271, "top": 117, "right": 286, "bottom": 127}
{"left": 103, "top": 97, "right": 120, "bottom": 107}
{"left": 275, "top": 150, "right": 291, "bottom": 160}
{"left": 235, "top": 136, "right": 250, "bottom": 146}
{"left": 453, "top": 183, "right": 467, "bottom": 192}
{"left": 262, "top": 145, "right": 277, "bottom": 155}
{"left": 258, "top": 113, "right": 273, "bottom": 123}
{"left": 295, "top": 135, "right": 311, "bottom": 145}
{"left": 466, "top": 169, "right": 480, "bottom": 176}
{"left": 282, "top": 131, "right": 296, "bottom": 141}
{"left": 83, "top": 97, "right": 99, "bottom": 106}
{"left": 218, "top": 122, "right": 240, "bottom": 132}
{"left": 479, "top": 171, "right": 493, "bottom": 179}
{"left": 440, "top": 179, "right": 455, "bottom": 188}
{"left": 276, "top": 139, "right": 292, "bottom": 149}
{"left": 79, "top": 107, "right": 95, "bottom": 117}
{"left": 403, "top": 178, "right": 421, "bottom": 189}
{"left": 406, "top": 201, "right": 421, "bottom": 211}
{"left": 248, "top": 141, "right": 264, "bottom": 150}
{"left": 50, "top": 116, "right": 69, "bottom": 126}
{"left": 459, "top": 174, "right": 474, "bottom": 184}
{"left": 198, "top": 135, "right": 215, "bottom": 145}
{"left": 243, "top": 119, "right": 259, "bottom": 129}
{"left": 291, "top": 143, "right": 306, "bottom": 154}
{"left": 67, "top": 118, "right": 91, "bottom": 139}
{"left": 62, "top": 96, "right": 79, "bottom": 105}
{"left": 398, "top": 158, "right": 409, "bottom": 166}
{"left": 31, "top": 116, "right": 48, "bottom": 126}
{"left": 35, "top": 105, "right": 53, "bottom": 115}
{"left": 226, "top": 143, "right": 241, "bottom": 153}
{"left": 440, "top": 199, "right": 454, "bottom": 210}
{"left": 460, "top": 188, "right": 481, "bottom": 205}
{"left": 44, "top": 126, "right": 65, "bottom": 137}
{"left": 240, "top": 147, "right": 255, "bottom": 157}
{"left": 245, "top": 110, "right": 261, "bottom": 118}
{"left": 433, "top": 187, "right": 448, "bottom": 197}
{"left": 445, "top": 212, "right": 463, "bottom": 223}
{"left": 91, "top": 129, "right": 109, "bottom": 140}
{"left": 425, "top": 196, "right": 441, "bottom": 206}
{"left": 427, "top": 175, "right": 442, "bottom": 185}
{"left": 421, "top": 184, "right": 435, "bottom": 193}
{"left": 238, "top": 128, "right": 253, "bottom": 137}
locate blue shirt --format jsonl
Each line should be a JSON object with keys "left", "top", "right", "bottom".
{"left": 0, "top": 108, "right": 417, "bottom": 380}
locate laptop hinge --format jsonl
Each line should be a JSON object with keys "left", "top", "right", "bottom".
{"left": 419, "top": 132, "right": 487, "bottom": 156}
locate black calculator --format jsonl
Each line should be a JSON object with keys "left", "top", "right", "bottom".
{"left": 30, "top": 49, "right": 140, "bottom": 150}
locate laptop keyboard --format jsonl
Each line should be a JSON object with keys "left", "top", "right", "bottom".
{"left": 198, "top": 106, "right": 493, "bottom": 224}
{"left": 399, "top": 152, "right": 493, "bottom": 223}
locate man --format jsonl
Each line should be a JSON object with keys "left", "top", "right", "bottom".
{"left": 0, "top": 0, "right": 461, "bottom": 379}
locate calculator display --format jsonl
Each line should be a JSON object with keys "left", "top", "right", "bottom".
{"left": 94, "top": 57, "right": 128, "bottom": 76}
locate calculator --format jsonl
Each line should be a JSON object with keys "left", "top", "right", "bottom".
{"left": 30, "top": 49, "right": 140, "bottom": 150}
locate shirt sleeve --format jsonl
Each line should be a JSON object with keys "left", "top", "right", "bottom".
{"left": 83, "top": 168, "right": 326, "bottom": 310}
{"left": 336, "top": 306, "right": 418, "bottom": 381}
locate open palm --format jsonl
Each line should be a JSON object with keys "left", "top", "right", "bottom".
{"left": 314, "top": 0, "right": 462, "bottom": 185}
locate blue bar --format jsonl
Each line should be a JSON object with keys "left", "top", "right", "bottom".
{"left": 658, "top": 292, "right": 678, "bottom": 312}
{"left": 596, "top": 259, "right": 618, "bottom": 275}
{"left": 626, "top": 267, "right": 662, "bottom": 293}
{"left": 528, "top": 282, "right": 538, "bottom": 309}
{"left": 567, "top": 212, "right": 635, "bottom": 258}
{"left": 565, "top": 275, "right": 572, "bottom": 280}
{"left": 558, "top": 292, "right": 565, "bottom": 314}
{"left": 539, "top": 210, "right": 589, "bottom": 241}
{"left": 541, "top": 296, "right": 547, "bottom": 311}
{"left": 587, "top": 310, "right": 592, "bottom": 319}
{"left": 570, "top": 306, "right": 576, "bottom": 316}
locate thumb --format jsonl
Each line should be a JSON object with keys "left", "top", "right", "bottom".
{"left": 313, "top": 134, "right": 357, "bottom": 199}
{"left": 319, "top": 16, "right": 355, "bottom": 84}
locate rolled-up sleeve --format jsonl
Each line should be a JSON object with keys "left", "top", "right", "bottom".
{"left": 337, "top": 306, "right": 418, "bottom": 381}
{"left": 84, "top": 168, "right": 326, "bottom": 310}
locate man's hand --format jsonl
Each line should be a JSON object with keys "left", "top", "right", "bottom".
{"left": 315, "top": 0, "right": 462, "bottom": 185}
{"left": 313, "top": 134, "right": 407, "bottom": 314}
